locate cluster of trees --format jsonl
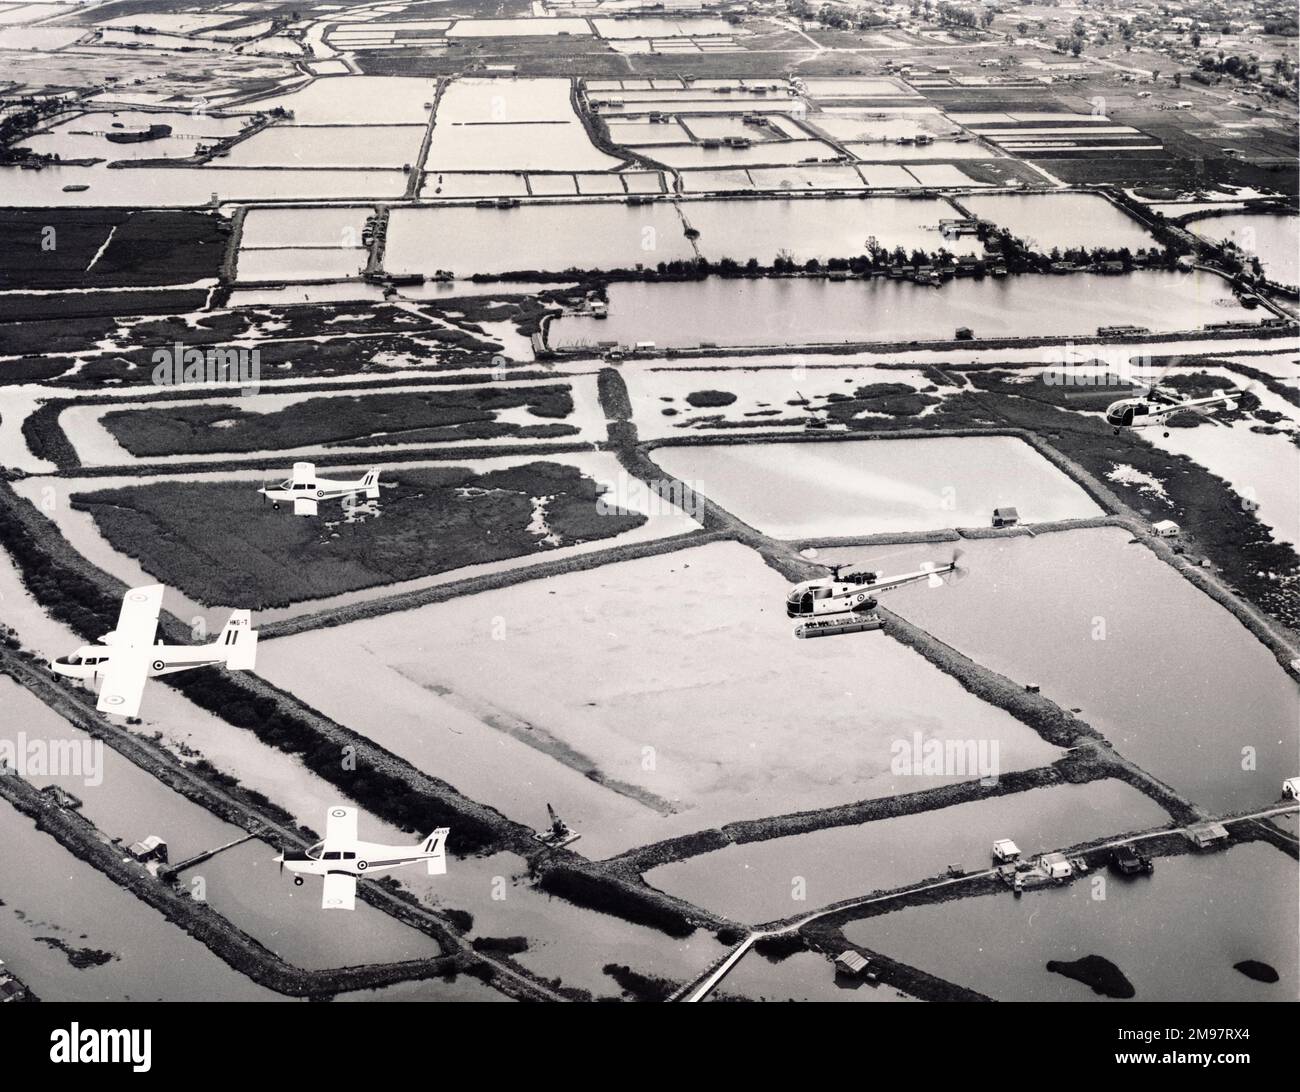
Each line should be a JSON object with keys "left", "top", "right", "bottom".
{"left": 934, "top": 3, "right": 980, "bottom": 29}
{"left": 637, "top": 235, "right": 1183, "bottom": 281}
{"left": 786, "top": 0, "right": 889, "bottom": 31}
{"left": 0, "top": 97, "right": 68, "bottom": 164}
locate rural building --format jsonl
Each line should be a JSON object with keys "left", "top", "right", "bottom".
{"left": 1152, "top": 520, "right": 1180, "bottom": 537}
{"left": 992, "top": 838, "right": 1021, "bottom": 862}
{"left": 1282, "top": 777, "right": 1300, "bottom": 801}
{"left": 1038, "top": 852, "right": 1074, "bottom": 880}
{"left": 992, "top": 507, "right": 1019, "bottom": 527}
{"left": 127, "top": 835, "right": 169, "bottom": 864}
{"left": 834, "top": 951, "right": 869, "bottom": 977}
{"left": 1188, "top": 823, "right": 1230, "bottom": 850}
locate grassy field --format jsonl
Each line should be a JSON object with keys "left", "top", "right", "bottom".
{"left": 101, "top": 386, "right": 578, "bottom": 456}
{"left": 70, "top": 462, "right": 646, "bottom": 608}
{"left": 0, "top": 288, "right": 210, "bottom": 324}
{"left": 0, "top": 209, "right": 227, "bottom": 290}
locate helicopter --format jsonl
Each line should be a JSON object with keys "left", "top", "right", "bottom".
{"left": 785, "top": 550, "right": 965, "bottom": 621}
{"left": 1103, "top": 383, "right": 1245, "bottom": 437}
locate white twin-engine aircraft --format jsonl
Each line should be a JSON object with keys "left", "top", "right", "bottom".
{"left": 786, "top": 552, "right": 964, "bottom": 619}
{"left": 275, "top": 806, "right": 450, "bottom": 910}
{"left": 258, "top": 462, "right": 381, "bottom": 516}
{"left": 50, "top": 585, "right": 258, "bottom": 719}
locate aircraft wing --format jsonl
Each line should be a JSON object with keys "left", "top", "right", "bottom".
{"left": 292, "top": 461, "right": 315, "bottom": 485}
{"left": 110, "top": 585, "right": 163, "bottom": 647}
{"left": 293, "top": 497, "right": 318, "bottom": 516}
{"left": 96, "top": 647, "right": 152, "bottom": 718}
{"left": 321, "top": 871, "right": 356, "bottom": 911}
{"left": 325, "top": 806, "right": 358, "bottom": 847}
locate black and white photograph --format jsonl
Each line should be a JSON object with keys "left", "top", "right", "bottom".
{"left": 0, "top": 0, "right": 1296, "bottom": 1055}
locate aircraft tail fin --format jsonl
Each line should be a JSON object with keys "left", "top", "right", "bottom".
{"left": 218, "top": 610, "right": 258, "bottom": 670}
{"left": 423, "top": 827, "right": 449, "bottom": 875}
{"left": 362, "top": 468, "right": 381, "bottom": 500}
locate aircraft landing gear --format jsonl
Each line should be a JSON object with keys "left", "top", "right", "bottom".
{"left": 293, "top": 876, "right": 304, "bottom": 886}
{"left": 272, "top": 502, "right": 280, "bottom": 511}
{"left": 1162, "top": 431, "right": 1170, "bottom": 438}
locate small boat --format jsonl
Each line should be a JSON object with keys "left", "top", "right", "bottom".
{"left": 62, "top": 184, "right": 89, "bottom": 192}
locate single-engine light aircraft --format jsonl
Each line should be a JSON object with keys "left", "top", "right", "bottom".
{"left": 259, "top": 462, "right": 381, "bottom": 516}
{"left": 50, "top": 585, "right": 258, "bottom": 719}
{"left": 275, "top": 806, "right": 450, "bottom": 910}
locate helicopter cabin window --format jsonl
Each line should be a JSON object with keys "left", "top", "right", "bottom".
{"left": 1133, "top": 404, "right": 1149, "bottom": 416}
{"left": 812, "top": 587, "right": 833, "bottom": 599}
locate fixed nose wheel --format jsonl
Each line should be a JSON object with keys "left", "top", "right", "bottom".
{"left": 293, "top": 876, "right": 304, "bottom": 886}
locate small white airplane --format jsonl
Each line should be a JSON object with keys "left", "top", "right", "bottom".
{"left": 258, "top": 462, "right": 381, "bottom": 516}
{"left": 275, "top": 806, "right": 449, "bottom": 910}
{"left": 1104, "top": 385, "right": 1244, "bottom": 435}
{"left": 50, "top": 584, "right": 257, "bottom": 719}
{"left": 786, "top": 551, "right": 964, "bottom": 620}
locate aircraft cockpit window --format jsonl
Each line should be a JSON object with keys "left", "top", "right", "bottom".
{"left": 306, "top": 842, "right": 325, "bottom": 860}
{"left": 342, "top": 852, "right": 356, "bottom": 860}
{"left": 323, "top": 851, "right": 342, "bottom": 860}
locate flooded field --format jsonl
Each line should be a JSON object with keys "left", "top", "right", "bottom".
{"left": 649, "top": 437, "right": 1103, "bottom": 537}
{"left": 386, "top": 196, "right": 973, "bottom": 276}
{"left": 240, "top": 205, "right": 375, "bottom": 249}
{"left": 960, "top": 193, "right": 1156, "bottom": 251}
{"left": 647, "top": 780, "right": 1171, "bottom": 923}
{"left": 386, "top": 202, "right": 694, "bottom": 275}
{"left": 1190, "top": 213, "right": 1300, "bottom": 287}
{"left": 0, "top": 798, "right": 281, "bottom": 1001}
{"left": 236, "top": 246, "right": 367, "bottom": 281}
{"left": 234, "top": 76, "right": 437, "bottom": 124}
{"left": 220, "top": 124, "right": 426, "bottom": 168}
{"left": 871, "top": 528, "right": 1300, "bottom": 814}
{"left": 255, "top": 541, "right": 1062, "bottom": 857}
{"left": 0, "top": 164, "right": 407, "bottom": 206}
{"left": 548, "top": 271, "right": 1256, "bottom": 347}
{"left": 177, "top": 840, "right": 444, "bottom": 970}
{"left": 682, "top": 195, "right": 973, "bottom": 264}
{"left": 845, "top": 842, "right": 1298, "bottom": 1001}
{"left": 425, "top": 76, "right": 619, "bottom": 172}
{"left": 0, "top": 676, "right": 240, "bottom": 865}
{"left": 17, "top": 109, "right": 251, "bottom": 162}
